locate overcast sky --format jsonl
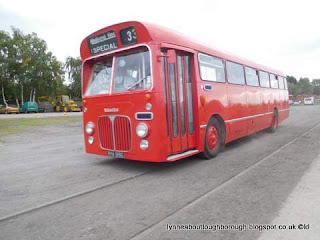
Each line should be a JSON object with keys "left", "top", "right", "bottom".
{"left": 0, "top": 0, "right": 319, "bottom": 80}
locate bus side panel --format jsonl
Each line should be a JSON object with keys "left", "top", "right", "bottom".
{"left": 278, "top": 88, "right": 285, "bottom": 122}
{"left": 246, "top": 85, "right": 261, "bottom": 135}
{"left": 197, "top": 81, "right": 228, "bottom": 146}
{"left": 279, "top": 90, "right": 290, "bottom": 123}
{"left": 259, "top": 87, "right": 271, "bottom": 131}
{"left": 225, "top": 84, "right": 248, "bottom": 142}
{"left": 279, "top": 87, "right": 285, "bottom": 110}
{"left": 270, "top": 88, "right": 280, "bottom": 112}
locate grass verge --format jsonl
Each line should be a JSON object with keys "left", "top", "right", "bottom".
{"left": 0, "top": 116, "right": 82, "bottom": 137}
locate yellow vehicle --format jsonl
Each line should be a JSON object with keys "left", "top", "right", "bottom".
{"left": 0, "top": 104, "right": 20, "bottom": 114}
{"left": 54, "top": 95, "right": 81, "bottom": 112}
{"left": 37, "top": 96, "right": 55, "bottom": 112}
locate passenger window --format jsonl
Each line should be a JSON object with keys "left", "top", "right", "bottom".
{"left": 245, "top": 67, "right": 259, "bottom": 86}
{"left": 278, "top": 76, "right": 285, "bottom": 89}
{"left": 198, "top": 53, "right": 225, "bottom": 82}
{"left": 177, "top": 55, "right": 185, "bottom": 136}
{"left": 161, "top": 50, "right": 169, "bottom": 137}
{"left": 284, "top": 77, "right": 288, "bottom": 89}
{"left": 270, "top": 74, "right": 279, "bottom": 89}
{"left": 185, "top": 56, "right": 194, "bottom": 135}
{"left": 169, "top": 63, "right": 178, "bottom": 137}
{"left": 226, "top": 61, "right": 245, "bottom": 85}
{"left": 259, "top": 71, "right": 270, "bottom": 88}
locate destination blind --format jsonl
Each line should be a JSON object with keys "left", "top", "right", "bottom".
{"left": 88, "top": 30, "right": 118, "bottom": 55}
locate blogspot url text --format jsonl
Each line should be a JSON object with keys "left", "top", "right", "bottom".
{"left": 166, "top": 223, "right": 310, "bottom": 232}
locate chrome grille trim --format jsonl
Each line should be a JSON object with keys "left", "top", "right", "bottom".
{"left": 98, "top": 115, "right": 132, "bottom": 152}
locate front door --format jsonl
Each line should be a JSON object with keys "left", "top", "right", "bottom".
{"left": 162, "top": 49, "right": 196, "bottom": 154}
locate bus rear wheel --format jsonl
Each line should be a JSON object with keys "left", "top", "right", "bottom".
{"left": 201, "top": 117, "right": 223, "bottom": 159}
{"left": 268, "top": 110, "right": 278, "bottom": 133}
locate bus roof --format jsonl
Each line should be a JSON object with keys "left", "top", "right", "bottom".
{"left": 80, "top": 21, "right": 284, "bottom": 76}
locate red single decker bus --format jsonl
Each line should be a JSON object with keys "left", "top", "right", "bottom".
{"left": 80, "top": 21, "right": 289, "bottom": 162}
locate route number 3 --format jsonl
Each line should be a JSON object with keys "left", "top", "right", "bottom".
{"left": 126, "top": 29, "right": 136, "bottom": 42}
{"left": 120, "top": 26, "right": 137, "bottom": 45}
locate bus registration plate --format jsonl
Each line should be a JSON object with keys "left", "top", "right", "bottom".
{"left": 107, "top": 151, "right": 124, "bottom": 158}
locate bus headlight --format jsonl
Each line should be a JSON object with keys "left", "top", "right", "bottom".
{"left": 85, "top": 122, "right": 94, "bottom": 134}
{"left": 145, "top": 103, "right": 152, "bottom": 110}
{"left": 140, "top": 139, "right": 149, "bottom": 150}
{"left": 136, "top": 123, "right": 148, "bottom": 138}
{"left": 88, "top": 136, "right": 94, "bottom": 144}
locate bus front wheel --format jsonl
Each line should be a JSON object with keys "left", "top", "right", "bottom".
{"left": 201, "top": 117, "right": 223, "bottom": 159}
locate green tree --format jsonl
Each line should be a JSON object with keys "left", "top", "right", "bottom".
{"left": 65, "top": 56, "right": 82, "bottom": 98}
{"left": 286, "top": 75, "right": 297, "bottom": 84}
{"left": 312, "top": 79, "right": 320, "bottom": 95}
{"left": 288, "top": 82, "right": 299, "bottom": 96}
{"left": 0, "top": 30, "right": 12, "bottom": 105}
{"left": 0, "top": 27, "right": 66, "bottom": 105}
{"left": 297, "top": 77, "right": 313, "bottom": 95}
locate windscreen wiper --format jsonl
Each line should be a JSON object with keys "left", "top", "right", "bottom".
{"left": 127, "top": 76, "right": 148, "bottom": 90}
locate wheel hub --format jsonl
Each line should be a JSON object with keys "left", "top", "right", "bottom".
{"left": 207, "top": 126, "right": 219, "bottom": 150}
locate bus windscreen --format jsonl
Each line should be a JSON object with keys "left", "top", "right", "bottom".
{"left": 85, "top": 49, "right": 151, "bottom": 96}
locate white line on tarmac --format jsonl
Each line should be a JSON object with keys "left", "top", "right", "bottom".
{"left": 0, "top": 170, "right": 152, "bottom": 222}
{"left": 131, "top": 121, "right": 320, "bottom": 240}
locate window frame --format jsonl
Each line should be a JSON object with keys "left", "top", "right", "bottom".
{"left": 270, "top": 74, "right": 279, "bottom": 89}
{"left": 113, "top": 49, "right": 152, "bottom": 93}
{"left": 198, "top": 53, "right": 226, "bottom": 83}
{"left": 84, "top": 46, "right": 153, "bottom": 97}
{"left": 244, "top": 66, "right": 260, "bottom": 87}
{"left": 284, "top": 77, "right": 288, "bottom": 90}
{"left": 169, "top": 63, "right": 178, "bottom": 138}
{"left": 177, "top": 54, "right": 186, "bottom": 136}
{"left": 226, "top": 60, "right": 246, "bottom": 85}
{"left": 85, "top": 56, "right": 114, "bottom": 97}
{"left": 185, "top": 55, "right": 195, "bottom": 135}
{"left": 278, "top": 76, "right": 285, "bottom": 90}
{"left": 259, "top": 71, "right": 270, "bottom": 88}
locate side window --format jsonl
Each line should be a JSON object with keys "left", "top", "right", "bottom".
{"left": 226, "top": 61, "right": 245, "bottom": 85}
{"left": 270, "top": 74, "right": 279, "bottom": 89}
{"left": 278, "top": 76, "right": 284, "bottom": 89}
{"left": 161, "top": 50, "right": 169, "bottom": 137}
{"left": 169, "top": 63, "right": 178, "bottom": 137}
{"left": 177, "top": 55, "right": 185, "bottom": 136}
{"left": 185, "top": 56, "right": 194, "bottom": 135}
{"left": 198, "top": 53, "right": 225, "bottom": 82}
{"left": 259, "top": 71, "right": 270, "bottom": 88}
{"left": 284, "top": 77, "right": 288, "bottom": 89}
{"left": 245, "top": 67, "right": 259, "bottom": 86}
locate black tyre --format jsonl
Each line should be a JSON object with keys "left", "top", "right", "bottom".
{"left": 268, "top": 110, "right": 278, "bottom": 133}
{"left": 201, "top": 117, "right": 224, "bottom": 159}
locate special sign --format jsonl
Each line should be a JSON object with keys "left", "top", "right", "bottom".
{"left": 88, "top": 30, "right": 118, "bottom": 55}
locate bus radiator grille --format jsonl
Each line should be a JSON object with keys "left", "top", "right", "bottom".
{"left": 98, "top": 116, "right": 131, "bottom": 151}
{"left": 98, "top": 116, "right": 113, "bottom": 150}
{"left": 114, "top": 117, "right": 131, "bottom": 151}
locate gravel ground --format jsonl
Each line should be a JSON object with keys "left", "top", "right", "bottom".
{"left": 0, "top": 112, "right": 82, "bottom": 119}
{"left": 0, "top": 105, "right": 319, "bottom": 240}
